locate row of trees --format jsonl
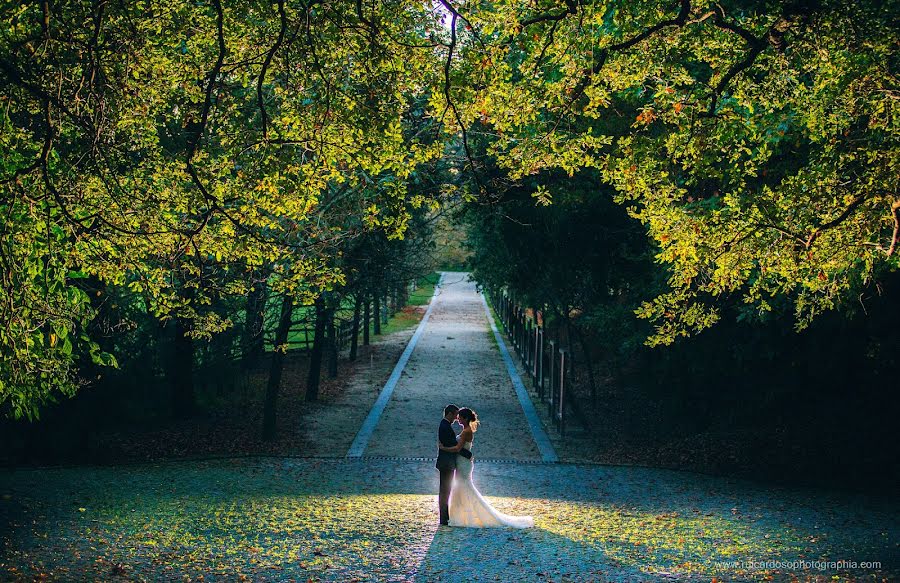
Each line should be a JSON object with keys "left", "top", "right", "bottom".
{"left": 451, "top": 0, "right": 897, "bottom": 343}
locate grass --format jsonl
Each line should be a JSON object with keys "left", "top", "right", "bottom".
{"left": 379, "top": 272, "right": 440, "bottom": 335}
{"left": 379, "top": 308, "right": 426, "bottom": 336}
{"left": 264, "top": 272, "right": 441, "bottom": 352}
{"left": 482, "top": 291, "right": 506, "bottom": 351}
{"left": 407, "top": 272, "right": 440, "bottom": 306}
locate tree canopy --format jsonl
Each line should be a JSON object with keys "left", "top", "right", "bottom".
{"left": 2, "top": 0, "right": 897, "bottom": 418}
{"left": 449, "top": 0, "right": 898, "bottom": 343}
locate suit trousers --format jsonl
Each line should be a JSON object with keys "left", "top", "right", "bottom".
{"left": 438, "top": 468, "right": 455, "bottom": 524}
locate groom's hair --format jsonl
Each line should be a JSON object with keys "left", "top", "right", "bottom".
{"left": 443, "top": 404, "right": 459, "bottom": 416}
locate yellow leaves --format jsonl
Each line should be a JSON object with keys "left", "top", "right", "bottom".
{"left": 531, "top": 185, "right": 552, "bottom": 206}
{"left": 583, "top": 83, "right": 612, "bottom": 118}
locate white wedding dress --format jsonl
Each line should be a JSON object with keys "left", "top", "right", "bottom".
{"left": 448, "top": 439, "right": 534, "bottom": 528}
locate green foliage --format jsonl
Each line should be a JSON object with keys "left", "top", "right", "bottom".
{"left": 453, "top": 0, "right": 899, "bottom": 344}
{"left": 0, "top": 194, "right": 116, "bottom": 420}
{"left": 0, "top": 0, "right": 446, "bottom": 417}
{"left": 465, "top": 167, "right": 657, "bottom": 370}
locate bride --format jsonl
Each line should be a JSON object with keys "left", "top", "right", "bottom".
{"left": 438, "top": 408, "right": 534, "bottom": 528}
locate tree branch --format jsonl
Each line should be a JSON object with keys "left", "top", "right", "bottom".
{"left": 803, "top": 191, "right": 869, "bottom": 250}
{"left": 572, "top": 0, "right": 691, "bottom": 98}
{"left": 519, "top": 0, "right": 577, "bottom": 28}
{"left": 185, "top": 0, "right": 226, "bottom": 164}
{"left": 887, "top": 200, "right": 900, "bottom": 257}
{"left": 258, "top": 0, "right": 287, "bottom": 141}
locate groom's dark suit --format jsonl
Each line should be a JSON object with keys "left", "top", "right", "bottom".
{"left": 435, "top": 417, "right": 457, "bottom": 525}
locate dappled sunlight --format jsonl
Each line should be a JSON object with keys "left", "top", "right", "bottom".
{"left": 418, "top": 520, "right": 627, "bottom": 581}
{"left": 2, "top": 458, "right": 896, "bottom": 580}
{"left": 532, "top": 500, "right": 800, "bottom": 579}
{"left": 6, "top": 489, "right": 440, "bottom": 580}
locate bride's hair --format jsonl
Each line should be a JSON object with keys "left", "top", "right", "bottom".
{"left": 457, "top": 407, "right": 479, "bottom": 431}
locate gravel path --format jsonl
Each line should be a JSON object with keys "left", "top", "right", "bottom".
{"left": 361, "top": 272, "right": 545, "bottom": 461}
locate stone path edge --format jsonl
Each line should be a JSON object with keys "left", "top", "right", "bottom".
{"left": 479, "top": 290, "right": 559, "bottom": 463}
{"left": 346, "top": 273, "right": 446, "bottom": 457}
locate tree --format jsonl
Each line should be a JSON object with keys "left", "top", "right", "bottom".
{"left": 0, "top": 0, "right": 445, "bottom": 417}
{"left": 441, "top": 0, "right": 898, "bottom": 343}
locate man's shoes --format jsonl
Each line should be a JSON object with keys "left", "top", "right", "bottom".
{"left": 439, "top": 521, "right": 449, "bottom": 526}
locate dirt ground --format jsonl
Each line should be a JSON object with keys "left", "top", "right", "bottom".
{"left": 293, "top": 325, "right": 419, "bottom": 457}
{"left": 3, "top": 457, "right": 897, "bottom": 582}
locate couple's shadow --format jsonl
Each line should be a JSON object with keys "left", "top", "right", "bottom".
{"left": 413, "top": 523, "right": 633, "bottom": 582}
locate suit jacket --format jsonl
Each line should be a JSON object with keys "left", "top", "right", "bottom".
{"left": 435, "top": 418, "right": 457, "bottom": 471}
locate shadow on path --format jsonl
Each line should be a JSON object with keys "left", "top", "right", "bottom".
{"left": 416, "top": 525, "right": 638, "bottom": 582}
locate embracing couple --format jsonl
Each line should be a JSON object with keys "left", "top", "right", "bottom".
{"left": 435, "top": 404, "right": 534, "bottom": 528}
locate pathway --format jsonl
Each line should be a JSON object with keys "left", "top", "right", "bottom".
{"left": 350, "top": 272, "right": 554, "bottom": 461}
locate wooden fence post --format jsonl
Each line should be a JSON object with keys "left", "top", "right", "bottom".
{"left": 520, "top": 314, "right": 526, "bottom": 364}
{"left": 531, "top": 324, "right": 544, "bottom": 387}
{"left": 548, "top": 340, "right": 557, "bottom": 419}
{"left": 558, "top": 348, "right": 567, "bottom": 436}
{"left": 512, "top": 305, "right": 518, "bottom": 351}
{"left": 349, "top": 296, "right": 361, "bottom": 361}
{"left": 373, "top": 292, "right": 382, "bottom": 335}
{"left": 511, "top": 304, "right": 517, "bottom": 350}
{"left": 513, "top": 305, "right": 518, "bottom": 351}
{"left": 525, "top": 317, "right": 532, "bottom": 368}
{"left": 363, "top": 293, "right": 370, "bottom": 346}
{"left": 326, "top": 317, "right": 338, "bottom": 378}
{"left": 519, "top": 311, "right": 525, "bottom": 360}
{"left": 504, "top": 296, "right": 510, "bottom": 332}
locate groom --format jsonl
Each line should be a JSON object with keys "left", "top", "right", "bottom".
{"left": 435, "top": 404, "right": 460, "bottom": 526}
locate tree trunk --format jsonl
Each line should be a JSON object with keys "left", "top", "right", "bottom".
{"left": 363, "top": 293, "right": 370, "bottom": 346}
{"left": 305, "top": 296, "right": 329, "bottom": 402}
{"left": 326, "top": 309, "right": 338, "bottom": 378}
{"left": 373, "top": 291, "right": 382, "bottom": 335}
{"left": 349, "top": 293, "right": 361, "bottom": 360}
{"left": 263, "top": 294, "right": 293, "bottom": 441}
{"left": 169, "top": 317, "right": 195, "bottom": 419}
{"left": 569, "top": 318, "right": 599, "bottom": 407}
{"left": 242, "top": 276, "right": 268, "bottom": 370}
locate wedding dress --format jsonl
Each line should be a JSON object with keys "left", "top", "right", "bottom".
{"left": 448, "top": 439, "right": 534, "bottom": 528}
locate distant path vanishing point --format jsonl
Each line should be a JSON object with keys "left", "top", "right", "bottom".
{"left": 348, "top": 271, "right": 557, "bottom": 462}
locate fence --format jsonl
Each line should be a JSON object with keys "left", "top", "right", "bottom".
{"left": 283, "top": 280, "right": 415, "bottom": 354}
{"left": 489, "top": 290, "right": 576, "bottom": 436}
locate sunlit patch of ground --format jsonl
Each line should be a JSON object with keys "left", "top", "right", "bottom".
{"left": 1, "top": 459, "right": 897, "bottom": 581}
